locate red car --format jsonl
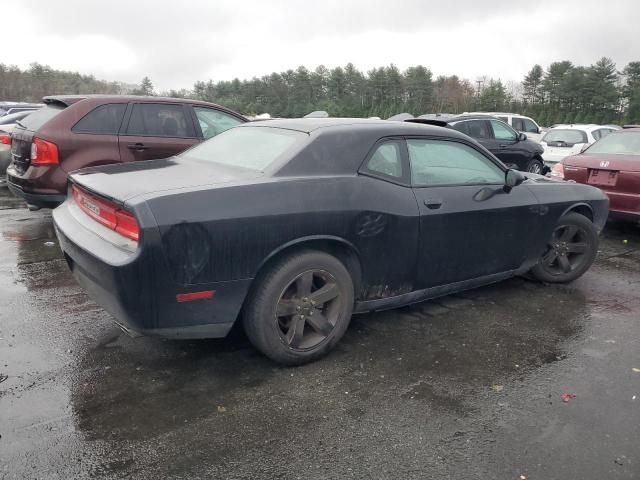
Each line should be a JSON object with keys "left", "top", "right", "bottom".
{"left": 552, "top": 128, "right": 640, "bottom": 220}
{"left": 7, "top": 95, "right": 247, "bottom": 210}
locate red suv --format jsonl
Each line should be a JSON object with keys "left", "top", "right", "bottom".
{"left": 7, "top": 95, "right": 247, "bottom": 209}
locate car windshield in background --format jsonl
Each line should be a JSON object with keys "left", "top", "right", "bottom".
{"left": 586, "top": 131, "right": 640, "bottom": 156}
{"left": 179, "top": 126, "right": 306, "bottom": 171}
{"left": 543, "top": 129, "right": 587, "bottom": 145}
{"left": 18, "top": 104, "right": 65, "bottom": 130}
{"left": 0, "top": 111, "right": 31, "bottom": 125}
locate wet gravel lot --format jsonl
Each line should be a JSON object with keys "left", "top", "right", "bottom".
{"left": 1, "top": 185, "right": 639, "bottom": 479}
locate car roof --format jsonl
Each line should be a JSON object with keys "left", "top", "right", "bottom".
{"left": 546, "top": 124, "right": 613, "bottom": 132}
{"left": 41, "top": 94, "right": 246, "bottom": 117}
{"left": 241, "top": 117, "right": 468, "bottom": 137}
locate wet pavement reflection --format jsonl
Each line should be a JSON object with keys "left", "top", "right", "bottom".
{"left": 1, "top": 186, "right": 639, "bottom": 479}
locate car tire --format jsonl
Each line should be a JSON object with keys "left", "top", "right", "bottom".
{"left": 530, "top": 212, "right": 598, "bottom": 283}
{"left": 526, "top": 158, "right": 544, "bottom": 174}
{"left": 243, "top": 250, "right": 354, "bottom": 365}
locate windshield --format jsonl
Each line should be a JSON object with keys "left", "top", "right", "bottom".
{"left": 542, "top": 129, "right": 587, "bottom": 145}
{"left": 586, "top": 131, "right": 640, "bottom": 156}
{"left": 179, "top": 126, "right": 307, "bottom": 171}
{"left": 19, "top": 104, "right": 65, "bottom": 130}
{"left": 0, "top": 110, "right": 32, "bottom": 125}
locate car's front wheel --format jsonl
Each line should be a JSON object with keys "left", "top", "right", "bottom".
{"left": 526, "top": 158, "right": 544, "bottom": 174}
{"left": 243, "top": 250, "right": 354, "bottom": 365}
{"left": 530, "top": 212, "right": 598, "bottom": 283}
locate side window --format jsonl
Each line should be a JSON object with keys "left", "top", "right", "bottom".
{"left": 490, "top": 120, "right": 517, "bottom": 141}
{"left": 365, "top": 142, "right": 403, "bottom": 179}
{"left": 125, "top": 104, "right": 193, "bottom": 137}
{"left": 465, "top": 120, "right": 492, "bottom": 139}
{"left": 512, "top": 117, "right": 525, "bottom": 131}
{"left": 408, "top": 139, "right": 504, "bottom": 187}
{"left": 193, "top": 107, "right": 243, "bottom": 139}
{"left": 599, "top": 129, "right": 614, "bottom": 139}
{"left": 522, "top": 118, "right": 539, "bottom": 133}
{"left": 72, "top": 104, "right": 127, "bottom": 134}
{"left": 451, "top": 121, "right": 469, "bottom": 135}
{"left": 592, "top": 130, "right": 602, "bottom": 141}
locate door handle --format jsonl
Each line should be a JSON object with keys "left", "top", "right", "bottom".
{"left": 498, "top": 144, "right": 508, "bottom": 148}
{"left": 423, "top": 198, "right": 443, "bottom": 209}
{"left": 127, "top": 143, "right": 149, "bottom": 151}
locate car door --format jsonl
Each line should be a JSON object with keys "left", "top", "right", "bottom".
{"left": 118, "top": 103, "right": 199, "bottom": 162}
{"left": 407, "top": 137, "right": 540, "bottom": 288}
{"left": 489, "top": 119, "right": 527, "bottom": 169}
{"left": 451, "top": 119, "right": 498, "bottom": 154}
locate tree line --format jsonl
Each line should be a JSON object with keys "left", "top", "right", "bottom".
{"left": 2, "top": 59, "right": 639, "bottom": 125}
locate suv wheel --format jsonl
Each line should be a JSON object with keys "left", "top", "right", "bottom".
{"left": 526, "top": 158, "right": 544, "bottom": 174}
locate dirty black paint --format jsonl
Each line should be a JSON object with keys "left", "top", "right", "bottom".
{"left": 2, "top": 180, "right": 640, "bottom": 478}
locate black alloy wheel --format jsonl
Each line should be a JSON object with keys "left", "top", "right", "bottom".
{"left": 275, "top": 269, "right": 342, "bottom": 350}
{"left": 531, "top": 212, "right": 598, "bottom": 283}
{"left": 243, "top": 251, "right": 354, "bottom": 365}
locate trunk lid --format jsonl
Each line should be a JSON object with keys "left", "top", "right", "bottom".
{"left": 69, "top": 156, "right": 265, "bottom": 204}
{"left": 564, "top": 153, "right": 640, "bottom": 194}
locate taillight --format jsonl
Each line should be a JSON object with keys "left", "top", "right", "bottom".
{"left": 0, "top": 133, "right": 10, "bottom": 145}
{"left": 31, "top": 137, "right": 59, "bottom": 165}
{"left": 72, "top": 185, "right": 139, "bottom": 242}
{"left": 550, "top": 163, "right": 564, "bottom": 179}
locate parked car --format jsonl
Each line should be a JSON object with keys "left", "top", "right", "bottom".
{"left": 0, "top": 111, "right": 34, "bottom": 182}
{"left": 6, "top": 95, "right": 247, "bottom": 209}
{"left": 0, "top": 102, "right": 43, "bottom": 116}
{"left": 53, "top": 118, "right": 608, "bottom": 365}
{"left": 464, "top": 112, "right": 544, "bottom": 143}
{"left": 552, "top": 128, "right": 640, "bottom": 221}
{"left": 540, "top": 124, "right": 617, "bottom": 165}
{"left": 422, "top": 115, "right": 547, "bottom": 174}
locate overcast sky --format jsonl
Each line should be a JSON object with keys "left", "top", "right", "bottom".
{"left": 5, "top": 0, "right": 639, "bottom": 90}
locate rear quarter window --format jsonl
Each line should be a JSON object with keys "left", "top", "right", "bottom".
{"left": 18, "top": 105, "right": 65, "bottom": 131}
{"left": 72, "top": 103, "right": 127, "bottom": 135}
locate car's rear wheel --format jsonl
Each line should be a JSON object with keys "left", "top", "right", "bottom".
{"left": 243, "top": 250, "right": 354, "bottom": 365}
{"left": 526, "top": 158, "right": 544, "bottom": 174}
{"left": 530, "top": 212, "right": 598, "bottom": 283}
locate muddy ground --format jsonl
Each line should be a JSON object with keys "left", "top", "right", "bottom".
{"left": 0, "top": 186, "right": 639, "bottom": 479}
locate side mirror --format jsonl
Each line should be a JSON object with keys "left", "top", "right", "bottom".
{"left": 580, "top": 143, "right": 590, "bottom": 154}
{"left": 517, "top": 132, "right": 527, "bottom": 141}
{"left": 504, "top": 169, "right": 525, "bottom": 192}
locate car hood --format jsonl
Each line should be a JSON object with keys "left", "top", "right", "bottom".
{"left": 70, "top": 157, "right": 265, "bottom": 204}
{"left": 564, "top": 153, "right": 640, "bottom": 172}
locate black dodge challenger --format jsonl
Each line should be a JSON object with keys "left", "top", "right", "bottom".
{"left": 53, "top": 118, "right": 608, "bottom": 364}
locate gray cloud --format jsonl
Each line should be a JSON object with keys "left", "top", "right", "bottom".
{"left": 6, "top": 0, "right": 640, "bottom": 90}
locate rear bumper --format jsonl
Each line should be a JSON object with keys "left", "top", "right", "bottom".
{"left": 53, "top": 199, "right": 251, "bottom": 339}
{"left": 7, "top": 164, "right": 67, "bottom": 208}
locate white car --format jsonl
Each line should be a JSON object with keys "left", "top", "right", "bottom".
{"left": 464, "top": 112, "right": 543, "bottom": 142}
{"left": 541, "top": 124, "right": 618, "bottom": 165}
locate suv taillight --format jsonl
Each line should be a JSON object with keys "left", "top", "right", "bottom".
{"left": 71, "top": 185, "right": 140, "bottom": 242}
{"left": 31, "top": 137, "right": 59, "bottom": 165}
{"left": 0, "top": 133, "right": 10, "bottom": 145}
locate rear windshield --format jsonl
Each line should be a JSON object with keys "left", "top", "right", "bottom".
{"left": 586, "top": 131, "right": 640, "bottom": 156}
{"left": 18, "top": 104, "right": 65, "bottom": 131}
{"left": 179, "top": 126, "right": 307, "bottom": 171}
{"left": 542, "top": 129, "right": 587, "bottom": 145}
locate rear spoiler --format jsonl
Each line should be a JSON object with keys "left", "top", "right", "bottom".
{"left": 404, "top": 118, "right": 449, "bottom": 128}
{"left": 42, "top": 96, "right": 87, "bottom": 108}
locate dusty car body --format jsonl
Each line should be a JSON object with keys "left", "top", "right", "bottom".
{"left": 53, "top": 119, "right": 608, "bottom": 364}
